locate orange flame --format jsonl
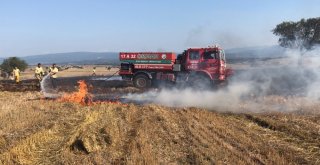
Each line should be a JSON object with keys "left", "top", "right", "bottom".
{"left": 59, "top": 80, "right": 92, "bottom": 105}
{"left": 59, "top": 80, "right": 125, "bottom": 106}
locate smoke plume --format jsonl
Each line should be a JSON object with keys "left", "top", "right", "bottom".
{"left": 124, "top": 47, "right": 320, "bottom": 112}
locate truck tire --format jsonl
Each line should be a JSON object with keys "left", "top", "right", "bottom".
{"left": 188, "top": 74, "right": 212, "bottom": 89}
{"left": 133, "top": 74, "right": 151, "bottom": 88}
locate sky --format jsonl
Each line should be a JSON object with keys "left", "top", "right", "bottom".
{"left": 0, "top": 0, "right": 320, "bottom": 57}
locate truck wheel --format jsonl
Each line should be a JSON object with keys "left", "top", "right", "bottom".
{"left": 188, "top": 74, "right": 212, "bottom": 89}
{"left": 133, "top": 74, "right": 151, "bottom": 88}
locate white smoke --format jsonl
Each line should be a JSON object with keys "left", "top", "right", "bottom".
{"left": 124, "top": 47, "right": 320, "bottom": 112}
{"left": 293, "top": 47, "right": 320, "bottom": 100}
{"left": 305, "top": 47, "right": 320, "bottom": 99}
{"left": 125, "top": 83, "right": 250, "bottom": 110}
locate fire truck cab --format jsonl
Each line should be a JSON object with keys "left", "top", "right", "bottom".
{"left": 177, "top": 46, "right": 227, "bottom": 81}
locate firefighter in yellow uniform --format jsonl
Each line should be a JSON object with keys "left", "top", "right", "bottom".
{"left": 49, "top": 64, "right": 59, "bottom": 88}
{"left": 35, "top": 63, "right": 44, "bottom": 81}
{"left": 92, "top": 67, "right": 96, "bottom": 76}
{"left": 13, "top": 67, "right": 20, "bottom": 83}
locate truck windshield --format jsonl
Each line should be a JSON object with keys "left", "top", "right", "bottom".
{"left": 204, "top": 50, "right": 220, "bottom": 60}
{"left": 189, "top": 51, "right": 200, "bottom": 60}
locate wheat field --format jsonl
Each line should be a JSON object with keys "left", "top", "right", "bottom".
{"left": 0, "top": 91, "right": 319, "bottom": 165}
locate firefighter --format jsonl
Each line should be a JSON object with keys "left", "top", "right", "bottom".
{"left": 12, "top": 66, "right": 20, "bottom": 83}
{"left": 35, "top": 63, "right": 44, "bottom": 82}
{"left": 92, "top": 67, "right": 96, "bottom": 76}
{"left": 49, "top": 63, "right": 58, "bottom": 88}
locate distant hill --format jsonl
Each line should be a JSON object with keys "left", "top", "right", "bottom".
{"left": 20, "top": 52, "right": 119, "bottom": 65}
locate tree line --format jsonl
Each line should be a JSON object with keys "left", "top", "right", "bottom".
{"left": 0, "top": 57, "right": 27, "bottom": 73}
{"left": 273, "top": 17, "right": 320, "bottom": 50}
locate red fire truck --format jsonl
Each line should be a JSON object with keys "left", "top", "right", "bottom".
{"left": 119, "top": 45, "right": 232, "bottom": 88}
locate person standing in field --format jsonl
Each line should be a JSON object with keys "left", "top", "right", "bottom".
{"left": 92, "top": 67, "right": 96, "bottom": 76}
{"left": 35, "top": 63, "right": 44, "bottom": 82}
{"left": 12, "top": 66, "right": 20, "bottom": 83}
{"left": 49, "top": 63, "right": 58, "bottom": 89}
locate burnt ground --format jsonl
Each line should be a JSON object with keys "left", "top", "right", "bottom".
{"left": 0, "top": 79, "right": 40, "bottom": 92}
{"left": 0, "top": 76, "right": 133, "bottom": 93}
